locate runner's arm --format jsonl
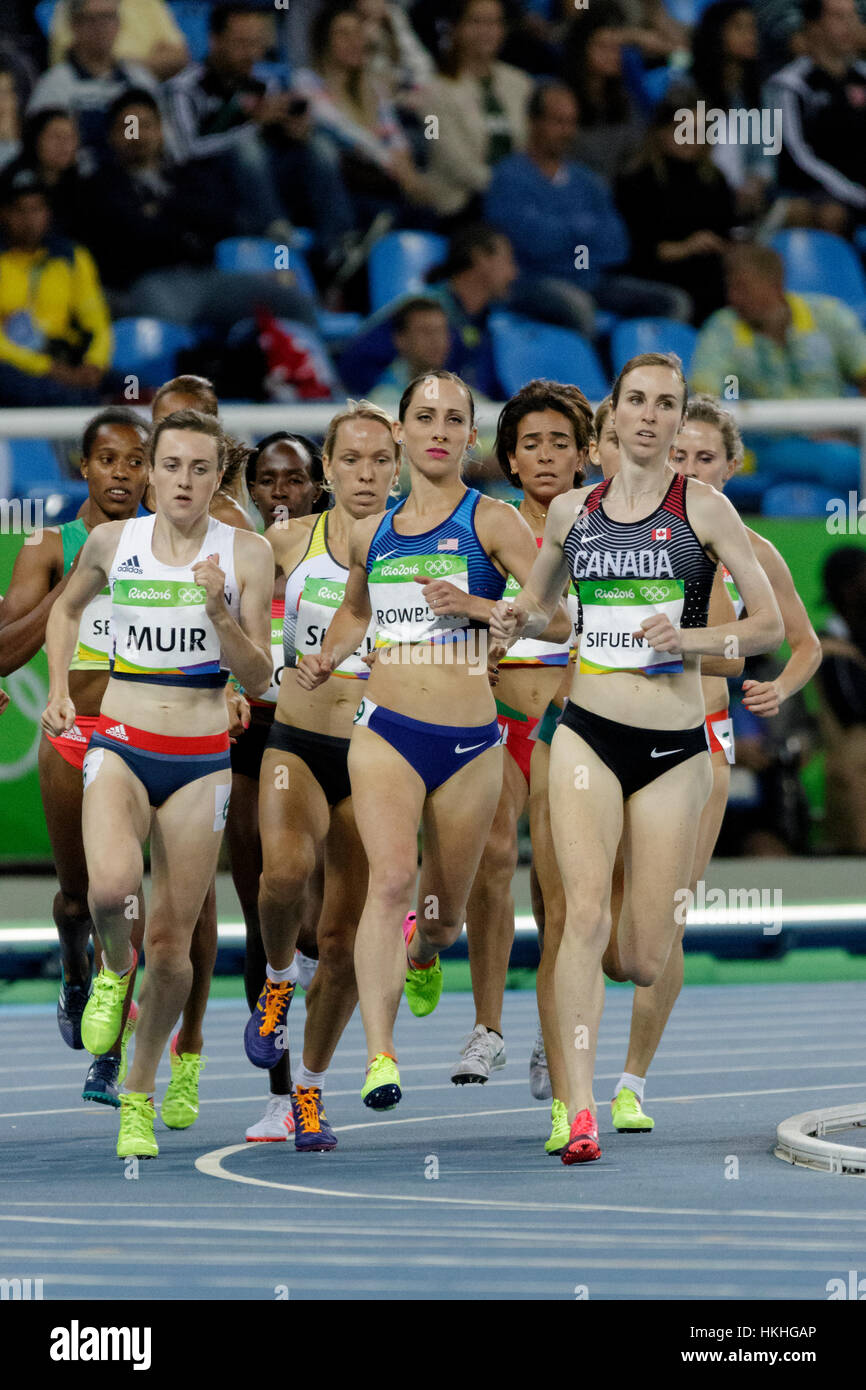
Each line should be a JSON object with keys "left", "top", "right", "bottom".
{"left": 476, "top": 496, "right": 571, "bottom": 642}
{"left": 741, "top": 531, "right": 822, "bottom": 715}
{"left": 491, "top": 492, "right": 579, "bottom": 644}
{"left": 44, "top": 526, "right": 115, "bottom": 705}
{"left": 299, "top": 514, "right": 376, "bottom": 686}
{"left": 700, "top": 564, "right": 744, "bottom": 678}
{"left": 209, "top": 532, "right": 274, "bottom": 698}
{"left": 0, "top": 531, "right": 69, "bottom": 676}
{"left": 646, "top": 487, "right": 783, "bottom": 659}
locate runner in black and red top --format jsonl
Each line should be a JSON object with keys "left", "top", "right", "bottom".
{"left": 491, "top": 351, "right": 784, "bottom": 1164}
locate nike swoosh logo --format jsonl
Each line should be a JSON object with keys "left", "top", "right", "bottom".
{"left": 377, "top": 548, "right": 398, "bottom": 560}
{"left": 650, "top": 747, "right": 683, "bottom": 758}
{"left": 455, "top": 741, "right": 487, "bottom": 754}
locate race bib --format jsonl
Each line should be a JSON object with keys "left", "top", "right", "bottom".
{"left": 295, "top": 575, "right": 374, "bottom": 678}
{"left": 72, "top": 589, "right": 112, "bottom": 668}
{"left": 722, "top": 565, "right": 744, "bottom": 618}
{"left": 369, "top": 553, "right": 469, "bottom": 646}
{"left": 578, "top": 578, "right": 685, "bottom": 675}
{"left": 500, "top": 575, "right": 578, "bottom": 666}
{"left": 709, "top": 714, "right": 735, "bottom": 765}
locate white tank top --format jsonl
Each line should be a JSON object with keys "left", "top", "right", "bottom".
{"left": 108, "top": 513, "right": 240, "bottom": 687}
{"left": 283, "top": 512, "right": 374, "bottom": 680}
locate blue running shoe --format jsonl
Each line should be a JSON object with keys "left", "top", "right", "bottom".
{"left": 244, "top": 978, "right": 294, "bottom": 1069}
{"left": 292, "top": 1086, "right": 337, "bottom": 1151}
{"left": 82, "top": 1054, "right": 121, "bottom": 1107}
{"left": 58, "top": 972, "right": 92, "bottom": 1050}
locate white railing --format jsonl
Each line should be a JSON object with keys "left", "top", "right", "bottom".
{"left": 1, "top": 399, "right": 865, "bottom": 490}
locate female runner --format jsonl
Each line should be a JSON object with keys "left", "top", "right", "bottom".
{"left": 602, "top": 395, "right": 821, "bottom": 1133}
{"left": 231, "top": 431, "right": 326, "bottom": 1141}
{"left": 491, "top": 353, "right": 784, "bottom": 1163}
{"left": 456, "top": 380, "right": 590, "bottom": 1086}
{"left": 0, "top": 409, "right": 148, "bottom": 1103}
{"left": 42, "top": 409, "right": 273, "bottom": 1159}
{"left": 298, "top": 371, "right": 570, "bottom": 1109}
{"left": 245, "top": 406, "right": 398, "bottom": 1148}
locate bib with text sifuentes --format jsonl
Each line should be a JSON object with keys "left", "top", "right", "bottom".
{"left": 577, "top": 578, "right": 685, "bottom": 675}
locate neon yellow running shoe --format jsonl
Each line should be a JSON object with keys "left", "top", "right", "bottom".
{"left": 361, "top": 1053, "right": 402, "bottom": 1110}
{"left": 117, "top": 1092, "right": 158, "bottom": 1159}
{"left": 545, "top": 1098, "right": 570, "bottom": 1155}
{"left": 160, "top": 1034, "right": 207, "bottom": 1130}
{"left": 118, "top": 1000, "right": 138, "bottom": 1087}
{"left": 81, "top": 952, "right": 136, "bottom": 1056}
{"left": 402, "top": 912, "right": 442, "bottom": 1017}
{"left": 611, "top": 1087, "right": 654, "bottom": 1132}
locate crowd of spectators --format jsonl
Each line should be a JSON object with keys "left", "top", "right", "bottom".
{"left": 2, "top": 0, "right": 866, "bottom": 452}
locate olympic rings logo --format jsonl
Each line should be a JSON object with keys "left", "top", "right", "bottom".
{"left": 179, "top": 587, "right": 205, "bottom": 603}
{"left": 639, "top": 586, "right": 671, "bottom": 603}
{"left": 425, "top": 558, "right": 456, "bottom": 577}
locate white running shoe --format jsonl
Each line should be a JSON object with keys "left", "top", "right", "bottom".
{"left": 295, "top": 951, "right": 319, "bottom": 992}
{"left": 245, "top": 1094, "right": 296, "bottom": 1142}
{"left": 451, "top": 1025, "right": 506, "bottom": 1085}
{"left": 529, "top": 1023, "right": 552, "bottom": 1101}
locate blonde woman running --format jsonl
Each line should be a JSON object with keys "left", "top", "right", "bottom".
{"left": 248, "top": 403, "right": 400, "bottom": 1148}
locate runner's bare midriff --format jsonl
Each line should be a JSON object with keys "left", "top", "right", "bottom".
{"left": 568, "top": 658, "right": 706, "bottom": 731}
{"left": 496, "top": 663, "right": 565, "bottom": 722}
{"left": 99, "top": 678, "right": 230, "bottom": 737}
{"left": 366, "top": 645, "right": 498, "bottom": 726}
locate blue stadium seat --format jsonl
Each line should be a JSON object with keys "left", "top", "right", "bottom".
{"left": 770, "top": 229, "right": 866, "bottom": 320}
{"left": 34, "top": 1, "right": 56, "bottom": 38}
{"left": 111, "top": 317, "right": 198, "bottom": 388}
{"left": 761, "top": 482, "right": 839, "bottom": 518}
{"left": 214, "top": 237, "right": 317, "bottom": 298}
{"left": 9, "top": 439, "right": 89, "bottom": 518}
{"left": 610, "top": 317, "right": 698, "bottom": 375}
{"left": 489, "top": 312, "right": 609, "bottom": 399}
{"left": 168, "top": 2, "right": 211, "bottom": 63}
{"left": 213, "top": 238, "right": 359, "bottom": 342}
{"left": 641, "top": 64, "right": 680, "bottom": 108}
{"left": 368, "top": 232, "right": 448, "bottom": 313}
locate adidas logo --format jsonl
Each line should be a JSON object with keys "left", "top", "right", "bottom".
{"left": 66, "top": 724, "right": 87, "bottom": 743}
{"left": 104, "top": 723, "right": 129, "bottom": 741}
{"left": 117, "top": 555, "right": 143, "bottom": 575}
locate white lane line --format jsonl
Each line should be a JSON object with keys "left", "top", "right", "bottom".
{"left": 193, "top": 1100, "right": 866, "bottom": 1212}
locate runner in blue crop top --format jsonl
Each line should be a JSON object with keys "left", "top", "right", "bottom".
{"left": 490, "top": 354, "right": 784, "bottom": 1166}
{"left": 296, "top": 370, "right": 572, "bottom": 1115}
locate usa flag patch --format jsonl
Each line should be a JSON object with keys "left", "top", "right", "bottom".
{"left": 652, "top": 527, "right": 671, "bottom": 541}
{"left": 438, "top": 538, "right": 458, "bottom": 551}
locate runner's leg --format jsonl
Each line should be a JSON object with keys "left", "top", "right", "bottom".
{"left": 618, "top": 759, "right": 729, "bottom": 1078}
{"left": 548, "top": 723, "right": 623, "bottom": 1120}
{"left": 348, "top": 728, "right": 427, "bottom": 1061}
{"left": 464, "top": 752, "right": 526, "bottom": 1034}
{"left": 529, "top": 738, "right": 568, "bottom": 1104}
{"left": 126, "top": 769, "right": 231, "bottom": 1095}
{"left": 301, "top": 796, "right": 368, "bottom": 1073}
{"left": 258, "top": 748, "right": 330, "bottom": 974}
